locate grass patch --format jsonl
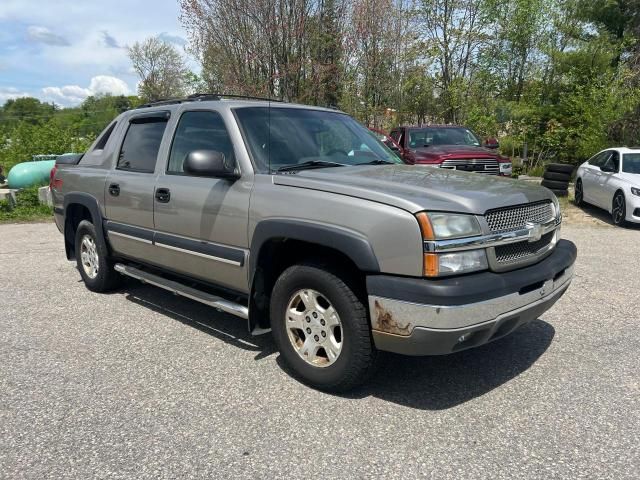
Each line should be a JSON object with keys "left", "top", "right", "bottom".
{"left": 0, "top": 185, "right": 53, "bottom": 223}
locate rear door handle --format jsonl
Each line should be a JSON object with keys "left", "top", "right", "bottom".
{"left": 108, "top": 183, "right": 120, "bottom": 196}
{"left": 155, "top": 188, "right": 171, "bottom": 203}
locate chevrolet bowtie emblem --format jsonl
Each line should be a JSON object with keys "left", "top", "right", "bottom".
{"left": 525, "top": 221, "right": 543, "bottom": 242}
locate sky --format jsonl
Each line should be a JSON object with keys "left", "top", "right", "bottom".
{"left": 0, "top": 0, "right": 193, "bottom": 107}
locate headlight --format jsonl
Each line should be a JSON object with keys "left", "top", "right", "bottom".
{"left": 416, "top": 212, "right": 487, "bottom": 277}
{"left": 422, "top": 212, "right": 481, "bottom": 239}
{"left": 631, "top": 187, "right": 640, "bottom": 197}
{"left": 499, "top": 162, "right": 512, "bottom": 173}
{"left": 551, "top": 196, "right": 558, "bottom": 218}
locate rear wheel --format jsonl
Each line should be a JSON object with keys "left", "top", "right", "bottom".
{"left": 574, "top": 179, "right": 584, "bottom": 206}
{"left": 612, "top": 192, "right": 627, "bottom": 227}
{"left": 270, "top": 264, "right": 378, "bottom": 392}
{"left": 75, "top": 220, "right": 122, "bottom": 292}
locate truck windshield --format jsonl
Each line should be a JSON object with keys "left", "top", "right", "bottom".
{"left": 622, "top": 153, "right": 640, "bottom": 174}
{"left": 408, "top": 127, "right": 481, "bottom": 148}
{"left": 234, "top": 107, "right": 402, "bottom": 173}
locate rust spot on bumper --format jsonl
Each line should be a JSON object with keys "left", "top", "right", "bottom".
{"left": 373, "top": 300, "right": 412, "bottom": 335}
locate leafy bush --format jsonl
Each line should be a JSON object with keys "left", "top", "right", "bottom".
{"left": 527, "top": 165, "right": 545, "bottom": 177}
{"left": 0, "top": 185, "right": 53, "bottom": 222}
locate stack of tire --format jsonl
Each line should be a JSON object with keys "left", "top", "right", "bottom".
{"left": 541, "top": 163, "right": 575, "bottom": 197}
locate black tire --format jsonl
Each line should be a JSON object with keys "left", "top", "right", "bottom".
{"left": 75, "top": 220, "right": 122, "bottom": 292}
{"left": 550, "top": 189, "right": 568, "bottom": 197}
{"left": 574, "top": 178, "right": 584, "bottom": 206}
{"left": 612, "top": 192, "right": 627, "bottom": 227}
{"left": 270, "top": 264, "right": 378, "bottom": 392}
{"left": 546, "top": 163, "right": 575, "bottom": 174}
{"left": 543, "top": 171, "right": 571, "bottom": 182}
{"left": 541, "top": 179, "right": 569, "bottom": 190}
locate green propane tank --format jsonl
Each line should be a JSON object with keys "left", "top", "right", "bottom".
{"left": 7, "top": 160, "right": 57, "bottom": 189}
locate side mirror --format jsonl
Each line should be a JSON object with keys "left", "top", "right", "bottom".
{"left": 599, "top": 165, "right": 613, "bottom": 173}
{"left": 183, "top": 150, "right": 239, "bottom": 179}
{"left": 484, "top": 139, "right": 499, "bottom": 149}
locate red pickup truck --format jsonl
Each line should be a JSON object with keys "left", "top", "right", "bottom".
{"left": 388, "top": 125, "right": 512, "bottom": 176}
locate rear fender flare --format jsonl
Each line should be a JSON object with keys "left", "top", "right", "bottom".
{"left": 63, "top": 192, "right": 107, "bottom": 260}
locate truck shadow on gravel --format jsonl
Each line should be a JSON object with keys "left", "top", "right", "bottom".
{"left": 346, "top": 320, "right": 555, "bottom": 410}
{"left": 120, "top": 278, "right": 554, "bottom": 410}
{"left": 121, "top": 280, "right": 277, "bottom": 361}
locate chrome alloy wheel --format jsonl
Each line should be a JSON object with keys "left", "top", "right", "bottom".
{"left": 80, "top": 234, "right": 99, "bottom": 279}
{"left": 285, "top": 289, "right": 343, "bottom": 367}
{"left": 613, "top": 193, "right": 626, "bottom": 225}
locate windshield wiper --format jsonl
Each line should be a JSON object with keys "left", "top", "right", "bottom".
{"left": 355, "top": 159, "right": 396, "bottom": 165}
{"left": 276, "top": 160, "right": 346, "bottom": 172}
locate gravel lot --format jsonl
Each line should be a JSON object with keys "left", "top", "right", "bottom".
{"left": 1, "top": 220, "right": 638, "bottom": 479}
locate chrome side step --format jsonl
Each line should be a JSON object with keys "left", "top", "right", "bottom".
{"left": 114, "top": 263, "right": 249, "bottom": 320}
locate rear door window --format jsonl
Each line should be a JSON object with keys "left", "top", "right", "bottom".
{"left": 117, "top": 115, "right": 169, "bottom": 173}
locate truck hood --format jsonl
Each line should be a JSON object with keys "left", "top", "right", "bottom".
{"left": 412, "top": 145, "right": 499, "bottom": 158}
{"left": 273, "top": 165, "right": 554, "bottom": 214}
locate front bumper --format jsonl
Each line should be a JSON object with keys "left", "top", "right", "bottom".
{"left": 625, "top": 191, "right": 640, "bottom": 223}
{"left": 367, "top": 239, "right": 576, "bottom": 356}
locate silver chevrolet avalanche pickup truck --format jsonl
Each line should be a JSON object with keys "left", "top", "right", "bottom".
{"left": 51, "top": 94, "right": 576, "bottom": 391}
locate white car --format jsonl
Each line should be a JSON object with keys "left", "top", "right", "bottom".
{"left": 575, "top": 147, "right": 640, "bottom": 226}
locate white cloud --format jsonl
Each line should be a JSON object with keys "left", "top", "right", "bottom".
{"left": 88, "top": 75, "right": 130, "bottom": 96}
{"left": 42, "top": 85, "right": 90, "bottom": 105}
{"left": 0, "top": 87, "right": 30, "bottom": 102}
{"left": 42, "top": 75, "right": 131, "bottom": 106}
{"left": 27, "top": 25, "right": 70, "bottom": 46}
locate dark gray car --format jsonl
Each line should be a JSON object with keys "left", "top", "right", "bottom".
{"left": 51, "top": 95, "right": 576, "bottom": 391}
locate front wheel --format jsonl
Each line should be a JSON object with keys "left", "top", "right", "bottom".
{"left": 270, "top": 264, "right": 378, "bottom": 392}
{"left": 612, "top": 192, "right": 627, "bottom": 227}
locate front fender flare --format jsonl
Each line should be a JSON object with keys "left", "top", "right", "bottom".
{"left": 249, "top": 218, "right": 380, "bottom": 280}
{"left": 247, "top": 218, "right": 380, "bottom": 333}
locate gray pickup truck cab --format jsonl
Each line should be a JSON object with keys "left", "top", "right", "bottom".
{"left": 51, "top": 94, "right": 576, "bottom": 391}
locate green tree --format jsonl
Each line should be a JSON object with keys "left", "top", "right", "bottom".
{"left": 0, "top": 98, "right": 56, "bottom": 125}
{"left": 0, "top": 119, "right": 94, "bottom": 171}
{"left": 128, "top": 37, "right": 189, "bottom": 101}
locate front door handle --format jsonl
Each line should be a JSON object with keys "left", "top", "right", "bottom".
{"left": 155, "top": 188, "right": 171, "bottom": 203}
{"left": 108, "top": 183, "right": 120, "bottom": 196}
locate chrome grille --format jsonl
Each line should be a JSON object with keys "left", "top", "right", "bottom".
{"left": 440, "top": 158, "right": 499, "bottom": 175}
{"left": 485, "top": 201, "right": 554, "bottom": 233}
{"left": 495, "top": 232, "right": 555, "bottom": 263}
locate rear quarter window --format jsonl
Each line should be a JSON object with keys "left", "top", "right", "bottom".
{"left": 117, "top": 117, "right": 168, "bottom": 173}
{"left": 78, "top": 121, "right": 118, "bottom": 165}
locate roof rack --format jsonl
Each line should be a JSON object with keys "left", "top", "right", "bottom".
{"left": 134, "top": 93, "right": 283, "bottom": 109}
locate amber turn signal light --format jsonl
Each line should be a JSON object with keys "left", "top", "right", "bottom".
{"left": 415, "top": 212, "right": 435, "bottom": 240}
{"left": 423, "top": 253, "right": 439, "bottom": 277}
